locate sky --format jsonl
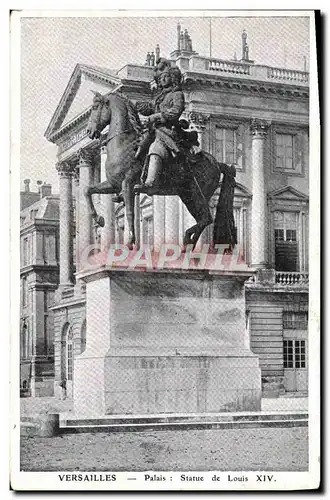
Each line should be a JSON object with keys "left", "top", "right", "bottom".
{"left": 19, "top": 14, "right": 310, "bottom": 192}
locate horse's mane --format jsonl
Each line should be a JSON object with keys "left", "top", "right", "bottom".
{"left": 114, "top": 92, "right": 142, "bottom": 135}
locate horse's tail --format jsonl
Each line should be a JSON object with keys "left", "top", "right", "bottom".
{"left": 212, "top": 161, "right": 237, "bottom": 247}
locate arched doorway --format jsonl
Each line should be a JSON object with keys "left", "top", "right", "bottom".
{"left": 80, "top": 319, "right": 86, "bottom": 354}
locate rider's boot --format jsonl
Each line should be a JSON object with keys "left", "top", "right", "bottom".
{"left": 134, "top": 145, "right": 143, "bottom": 160}
{"left": 134, "top": 155, "right": 162, "bottom": 195}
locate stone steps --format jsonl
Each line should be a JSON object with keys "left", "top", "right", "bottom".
{"left": 20, "top": 411, "right": 308, "bottom": 436}
{"left": 59, "top": 411, "right": 308, "bottom": 433}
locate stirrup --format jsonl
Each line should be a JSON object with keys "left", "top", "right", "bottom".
{"left": 145, "top": 186, "right": 159, "bottom": 196}
{"left": 134, "top": 182, "right": 159, "bottom": 195}
{"left": 134, "top": 183, "right": 145, "bottom": 193}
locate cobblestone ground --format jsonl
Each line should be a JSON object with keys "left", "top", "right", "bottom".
{"left": 21, "top": 427, "right": 308, "bottom": 472}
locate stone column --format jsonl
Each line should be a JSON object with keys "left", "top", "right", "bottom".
{"left": 73, "top": 167, "right": 80, "bottom": 271}
{"left": 100, "top": 146, "right": 115, "bottom": 248}
{"left": 164, "top": 196, "right": 180, "bottom": 245}
{"left": 134, "top": 195, "right": 141, "bottom": 250}
{"left": 250, "top": 118, "right": 270, "bottom": 268}
{"left": 56, "top": 162, "right": 74, "bottom": 287}
{"left": 76, "top": 149, "right": 95, "bottom": 271}
{"left": 153, "top": 196, "right": 165, "bottom": 251}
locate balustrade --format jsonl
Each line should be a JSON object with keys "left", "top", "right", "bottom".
{"left": 187, "top": 56, "right": 309, "bottom": 87}
{"left": 267, "top": 67, "right": 309, "bottom": 83}
{"left": 275, "top": 271, "right": 309, "bottom": 286}
{"left": 208, "top": 58, "right": 251, "bottom": 75}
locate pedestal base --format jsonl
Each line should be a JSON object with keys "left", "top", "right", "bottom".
{"left": 74, "top": 268, "right": 261, "bottom": 416}
{"left": 75, "top": 353, "right": 260, "bottom": 415}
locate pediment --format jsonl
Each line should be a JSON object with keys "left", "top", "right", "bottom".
{"left": 235, "top": 183, "right": 252, "bottom": 198}
{"left": 45, "top": 64, "right": 120, "bottom": 142}
{"left": 268, "top": 185, "right": 309, "bottom": 202}
{"left": 61, "top": 78, "right": 112, "bottom": 128}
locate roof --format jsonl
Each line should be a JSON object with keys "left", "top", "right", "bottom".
{"left": 44, "top": 64, "right": 121, "bottom": 141}
{"left": 20, "top": 196, "right": 60, "bottom": 228}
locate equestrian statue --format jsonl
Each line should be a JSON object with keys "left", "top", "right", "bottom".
{"left": 85, "top": 58, "right": 237, "bottom": 250}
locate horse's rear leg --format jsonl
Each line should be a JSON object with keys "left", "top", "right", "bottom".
{"left": 85, "top": 180, "right": 118, "bottom": 227}
{"left": 122, "top": 167, "right": 140, "bottom": 250}
{"left": 180, "top": 192, "right": 213, "bottom": 250}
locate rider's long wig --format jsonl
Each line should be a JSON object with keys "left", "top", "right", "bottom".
{"left": 169, "top": 67, "right": 183, "bottom": 90}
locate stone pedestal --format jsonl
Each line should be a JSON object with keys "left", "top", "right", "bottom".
{"left": 74, "top": 268, "right": 261, "bottom": 416}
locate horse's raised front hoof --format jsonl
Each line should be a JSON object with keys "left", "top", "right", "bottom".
{"left": 94, "top": 215, "right": 105, "bottom": 227}
{"left": 126, "top": 234, "right": 136, "bottom": 250}
{"left": 183, "top": 233, "right": 194, "bottom": 247}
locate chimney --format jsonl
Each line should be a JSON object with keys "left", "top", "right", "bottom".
{"left": 23, "top": 179, "right": 30, "bottom": 192}
{"left": 177, "top": 23, "right": 181, "bottom": 51}
{"left": 242, "top": 29, "right": 248, "bottom": 60}
{"left": 40, "top": 183, "right": 52, "bottom": 198}
{"left": 187, "top": 34, "right": 193, "bottom": 52}
{"left": 179, "top": 30, "right": 184, "bottom": 51}
{"left": 37, "top": 180, "right": 43, "bottom": 194}
{"left": 155, "top": 44, "right": 160, "bottom": 62}
{"left": 184, "top": 29, "right": 189, "bottom": 50}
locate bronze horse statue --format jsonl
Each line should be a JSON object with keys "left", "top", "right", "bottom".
{"left": 85, "top": 90, "right": 237, "bottom": 250}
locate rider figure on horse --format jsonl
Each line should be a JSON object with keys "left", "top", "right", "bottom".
{"left": 134, "top": 59, "right": 185, "bottom": 195}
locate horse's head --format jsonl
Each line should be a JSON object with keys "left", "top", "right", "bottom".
{"left": 87, "top": 91, "right": 111, "bottom": 140}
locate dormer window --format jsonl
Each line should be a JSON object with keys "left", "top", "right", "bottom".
{"left": 30, "top": 209, "right": 38, "bottom": 220}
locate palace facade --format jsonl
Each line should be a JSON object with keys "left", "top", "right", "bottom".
{"left": 21, "top": 26, "right": 309, "bottom": 398}
{"left": 20, "top": 180, "right": 60, "bottom": 396}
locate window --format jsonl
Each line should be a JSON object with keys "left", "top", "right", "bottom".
{"left": 21, "top": 320, "right": 28, "bottom": 359}
{"left": 284, "top": 340, "right": 306, "bottom": 369}
{"left": 274, "top": 211, "right": 299, "bottom": 271}
{"left": 215, "top": 127, "right": 237, "bottom": 164}
{"left": 275, "top": 229, "right": 284, "bottom": 242}
{"left": 275, "top": 228, "right": 296, "bottom": 242}
{"left": 276, "top": 133, "right": 294, "bottom": 170}
{"left": 22, "top": 277, "right": 27, "bottom": 307}
{"left": 30, "top": 209, "right": 38, "bottom": 220}
{"left": 286, "top": 230, "right": 297, "bottom": 242}
{"left": 283, "top": 311, "right": 308, "bottom": 330}
{"left": 66, "top": 327, "right": 74, "bottom": 381}
{"left": 23, "top": 237, "right": 29, "bottom": 266}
